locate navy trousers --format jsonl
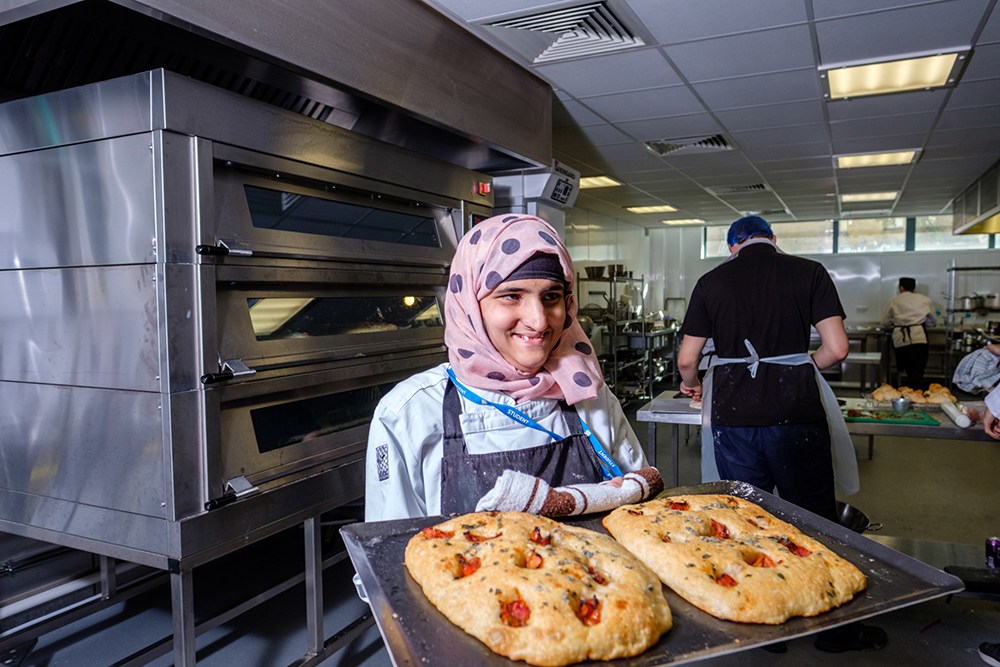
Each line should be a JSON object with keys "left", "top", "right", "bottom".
{"left": 712, "top": 420, "right": 837, "bottom": 523}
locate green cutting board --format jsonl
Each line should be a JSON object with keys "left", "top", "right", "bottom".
{"left": 842, "top": 408, "right": 940, "bottom": 425}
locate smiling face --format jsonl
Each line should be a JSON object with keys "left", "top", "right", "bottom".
{"left": 479, "top": 278, "right": 568, "bottom": 374}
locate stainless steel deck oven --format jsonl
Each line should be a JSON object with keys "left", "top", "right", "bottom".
{"left": 0, "top": 68, "right": 491, "bottom": 589}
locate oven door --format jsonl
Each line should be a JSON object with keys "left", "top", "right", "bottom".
{"left": 207, "top": 145, "right": 461, "bottom": 267}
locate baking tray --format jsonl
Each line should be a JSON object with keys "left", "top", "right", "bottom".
{"left": 842, "top": 408, "right": 940, "bottom": 425}
{"left": 341, "top": 481, "right": 963, "bottom": 666}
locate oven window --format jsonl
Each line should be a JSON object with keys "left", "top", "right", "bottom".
{"left": 251, "top": 382, "right": 397, "bottom": 453}
{"left": 248, "top": 295, "right": 442, "bottom": 340}
{"left": 244, "top": 185, "right": 441, "bottom": 247}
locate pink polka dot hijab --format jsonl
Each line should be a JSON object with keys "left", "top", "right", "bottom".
{"left": 444, "top": 214, "right": 602, "bottom": 405}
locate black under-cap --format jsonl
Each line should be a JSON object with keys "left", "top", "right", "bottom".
{"left": 502, "top": 251, "right": 567, "bottom": 286}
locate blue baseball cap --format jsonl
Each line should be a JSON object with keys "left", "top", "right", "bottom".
{"left": 727, "top": 216, "right": 773, "bottom": 246}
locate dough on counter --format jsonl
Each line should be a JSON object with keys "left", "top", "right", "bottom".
{"left": 689, "top": 399, "right": 702, "bottom": 409}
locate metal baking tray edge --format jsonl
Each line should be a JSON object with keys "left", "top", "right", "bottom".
{"left": 341, "top": 481, "right": 964, "bottom": 666}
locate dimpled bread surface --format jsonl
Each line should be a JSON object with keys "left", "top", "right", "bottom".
{"left": 404, "top": 512, "right": 672, "bottom": 667}
{"left": 603, "top": 495, "right": 866, "bottom": 624}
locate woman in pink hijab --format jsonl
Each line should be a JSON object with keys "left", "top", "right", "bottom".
{"left": 364, "top": 214, "right": 647, "bottom": 520}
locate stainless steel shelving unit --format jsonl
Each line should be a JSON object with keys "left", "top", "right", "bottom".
{"left": 944, "top": 261, "right": 1000, "bottom": 385}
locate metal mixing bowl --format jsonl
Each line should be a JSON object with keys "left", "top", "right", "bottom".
{"left": 891, "top": 397, "right": 911, "bottom": 411}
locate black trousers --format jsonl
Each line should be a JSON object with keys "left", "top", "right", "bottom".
{"left": 712, "top": 420, "right": 837, "bottom": 522}
{"left": 894, "top": 343, "right": 929, "bottom": 390}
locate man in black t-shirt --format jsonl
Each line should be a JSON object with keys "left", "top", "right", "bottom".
{"left": 677, "top": 217, "right": 886, "bottom": 653}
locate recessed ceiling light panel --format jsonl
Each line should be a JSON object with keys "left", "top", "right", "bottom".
{"left": 662, "top": 219, "right": 704, "bottom": 225}
{"left": 627, "top": 205, "right": 677, "bottom": 213}
{"left": 836, "top": 150, "right": 919, "bottom": 169}
{"left": 579, "top": 176, "right": 621, "bottom": 188}
{"left": 841, "top": 191, "right": 900, "bottom": 203}
{"left": 820, "top": 50, "right": 969, "bottom": 99}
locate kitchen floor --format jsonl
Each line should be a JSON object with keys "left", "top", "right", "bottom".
{"left": 13, "top": 387, "right": 1000, "bottom": 667}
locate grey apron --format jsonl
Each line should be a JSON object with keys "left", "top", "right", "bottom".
{"left": 439, "top": 380, "right": 605, "bottom": 515}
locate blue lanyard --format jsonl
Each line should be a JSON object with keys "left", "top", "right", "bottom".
{"left": 446, "top": 367, "right": 622, "bottom": 480}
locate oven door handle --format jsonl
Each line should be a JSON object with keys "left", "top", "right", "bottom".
{"left": 196, "top": 239, "right": 253, "bottom": 257}
{"left": 202, "top": 358, "right": 257, "bottom": 385}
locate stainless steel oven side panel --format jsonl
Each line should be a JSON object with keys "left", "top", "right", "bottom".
{"left": 0, "top": 265, "right": 161, "bottom": 391}
{"left": 162, "top": 388, "right": 208, "bottom": 523}
{"left": 0, "top": 71, "right": 155, "bottom": 156}
{"left": 209, "top": 154, "right": 460, "bottom": 267}
{"left": 216, "top": 350, "right": 445, "bottom": 487}
{"left": 0, "top": 381, "right": 166, "bottom": 519}
{"left": 0, "top": 133, "right": 157, "bottom": 271}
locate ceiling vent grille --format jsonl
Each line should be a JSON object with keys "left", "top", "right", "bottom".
{"left": 741, "top": 208, "right": 787, "bottom": 216}
{"left": 644, "top": 134, "right": 732, "bottom": 157}
{"left": 490, "top": 3, "right": 644, "bottom": 63}
{"left": 709, "top": 184, "right": 771, "bottom": 196}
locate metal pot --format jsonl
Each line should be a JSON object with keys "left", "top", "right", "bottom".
{"left": 958, "top": 295, "right": 984, "bottom": 310}
{"left": 984, "top": 294, "right": 1000, "bottom": 310}
{"left": 584, "top": 265, "right": 605, "bottom": 280}
{"left": 835, "top": 501, "right": 882, "bottom": 533}
{"left": 607, "top": 263, "right": 625, "bottom": 277}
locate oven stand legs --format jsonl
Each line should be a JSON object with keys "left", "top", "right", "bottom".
{"left": 165, "top": 514, "right": 375, "bottom": 667}
{"left": 171, "top": 570, "right": 196, "bottom": 667}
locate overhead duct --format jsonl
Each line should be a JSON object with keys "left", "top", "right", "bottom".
{"left": 0, "top": 0, "right": 552, "bottom": 172}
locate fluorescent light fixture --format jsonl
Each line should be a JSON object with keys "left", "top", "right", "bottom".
{"left": 627, "top": 205, "right": 677, "bottom": 213}
{"left": 841, "top": 192, "right": 899, "bottom": 203}
{"left": 821, "top": 50, "right": 968, "bottom": 99}
{"left": 579, "top": 176, "right": 621, "bottom": 188}
{"left": 836, "top": 150, "right": 918, "bottom": 169}
{"left": 662, "top": 219, "right": 704, "bottom": 225}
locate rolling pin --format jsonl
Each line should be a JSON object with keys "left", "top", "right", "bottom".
{"left": 942, "top": 401, "right": 972, "bottom": 428}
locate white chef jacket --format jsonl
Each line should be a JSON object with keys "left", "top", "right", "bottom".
{"left": 986, "top": 384, "right": 1000, "bottom": 416}
{"left": 364, "top": 363, "right": 646, "bottom": 521}
{"left": 880, "top": 291, "right": 936, "bottom": 347}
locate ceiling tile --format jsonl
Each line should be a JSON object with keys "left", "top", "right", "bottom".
{"left": 553, "top": 99, "right": 605, "bottom": 128}
{"left": 815, "top": 0, "right": 990, "bottom": 65}
{"left": 960, "top": 43, "right": 1000, "bottom": 81}
{"left": 926, "top": 127, "right": 1000, "bottom": 146}
{"left": 535, "top": 49, "right": 681, "bottom": 97}
{"left": 946, "top": 78, "right": 1000, "bottom": 109}
{"left": 730, "top": 123, "right": 830, "bottom": 148}
{"left": 755, "top": 157, "right": 835, "bottom": 170}
{"left": 812, "top": 0, "right": 941, "bottom": 20}
{"left": 831, "top": 134, "right": 928, "bottom": 154}
{"left": 693, "top": 69, "right": 822, "bottom": 109}
{"left": 580, "top": 85, "right": 705, "bottom": 122}
{"left": 615, "top": 114, "right": 723, "bottom": 141}
{"left": 978, "top": 2, "right": 1000, "bottom": 43}
{"left": 628, "top": 0, "right": 808, "bottom": 44}
{"left": 553, "top": 123, "right": 632, "bottom": 147}
{"left": 614, "top": 168, "right": 688, "bottom": 184}
{"left": 714, "top": 100, "right": 826, "bottom": 131}
{"left": 829, "top": 112, "right": 936, "bottom": 141}
{"left": 935, "top": 106, "right": 1000, "bottom": 131}
{"left": 666, "top": 25, "right": 816, "bottom": 80}
{"left": 747, "top": 142, "right": 831, "bottom": 160}
{"left": 825, "top": 89, "right": 948, "bottom": 120}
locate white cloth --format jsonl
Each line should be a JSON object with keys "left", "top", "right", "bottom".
{"left": 881, "top": 291, "right": 935, "bottom": 347}
{"left": 953, "top": 348, "right": 1000, "bottom": 393}
{"left": 364, "top": 363, "right": 646, "bottom": 521}
{"left": 699, "top": 340, "right": 860, "bottom": 495}
{"left": 475, "top": 468, "right": 662, "bottom": 516}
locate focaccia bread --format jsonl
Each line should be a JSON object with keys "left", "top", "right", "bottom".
{"left": 603, "top": 495, "right": 866, "bottom": 624}
{"left": 404, "top": 512, "right": 672, "bottom": 666}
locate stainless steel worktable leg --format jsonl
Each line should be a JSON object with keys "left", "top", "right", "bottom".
{"left": 647, "top": 422, "right": 657, "bottom": 469}
{"left": 868, "top": 434, "right": 874, "bottom": 460}
{"left": 671, "top": 424, "right": 680, "bottom": 488}
{"left": 305, "top": 516, "right": 324, "bottom": 655}
{"left": 171, "top": 570, "right": 196, "bottom": 667}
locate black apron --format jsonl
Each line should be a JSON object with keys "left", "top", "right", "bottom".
{"left": 439, "top": 380, "right": 605, "bottom": 515}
